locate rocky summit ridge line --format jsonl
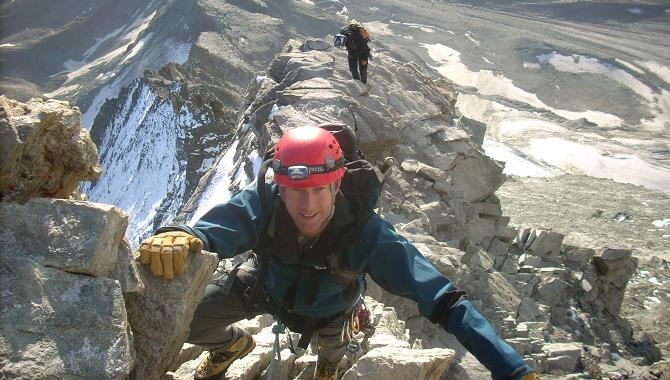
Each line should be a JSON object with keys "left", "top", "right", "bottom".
{"left": 1, "top": 36, "right": 668, "bottom": 379}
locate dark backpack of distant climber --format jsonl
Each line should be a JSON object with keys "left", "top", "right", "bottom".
{"left": 334, "top": 21, "right": 372, "bottom": 84}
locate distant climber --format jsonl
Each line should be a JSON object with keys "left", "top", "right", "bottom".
{"left": 335, "top": 21, "right": 372, "bottom": 84}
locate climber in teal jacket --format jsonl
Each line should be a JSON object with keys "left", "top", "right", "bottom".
{"left": 138, "top": 126, "right": 539, "bottom": 380}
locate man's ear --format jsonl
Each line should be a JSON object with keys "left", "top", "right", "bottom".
{"left": 331, "top": 179, "right": 342, "bottom": 194}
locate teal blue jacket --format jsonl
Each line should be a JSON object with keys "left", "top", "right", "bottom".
{"left": 178, "top": 183, "right": 533, "bottom": 380}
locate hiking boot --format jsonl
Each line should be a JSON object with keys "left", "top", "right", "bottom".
{"left": 194, "top": 332, "right": 256, "bottom": 380}
{"left": 314, "top": 356, "right": 339, "bottom": 380}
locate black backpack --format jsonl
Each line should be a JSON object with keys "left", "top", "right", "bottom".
{"left": 340, "top": 23, "right": 370, "bottom": 55}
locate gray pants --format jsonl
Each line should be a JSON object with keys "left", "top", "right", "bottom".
{"left": 187, "top": 257, "right": 349, "bottom": 363}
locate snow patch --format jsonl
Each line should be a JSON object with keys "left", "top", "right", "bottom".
{"left": 645, "top": 296, "right": 661, "bottom": 304}
{"left": 648, "top": 277, "right": 663, "bottom": 286}
{"left": 268, "top": 104, "right": 287, "bottom": 121}
{"left": 639, "top": 60, "right": 670, "bottom": 86}
{"left": 43, "top": 84, "right": 81, "bottom": 98}
{"left": 64, "top": 11, "right": 157, "bottom": 84}
{"left": 483, "top": 138, "right": 556, "bottom": 177}
{"left": 82, "top": 82, "right": 195, "bottom": 246}
{"left": 389, "top": 19, "right": 435, "bottom": 33}
{"left": 464, "top": 31, "right": 480, "bottom": 47}
{"left": 526, "top": 138, "right": 670, "bottom": 191}
{"left": 337, "top": 6, "right": 349, "bottom": 17}
{"left": 81, "top": 76, "right": 125, "bottom": 129}
{"left": 365, "top": 21, "right": 394, "bottom": 36}
{"left": 537, "top": 52, "right": 655, "bottom": 102}
{"left": 523, "top": 61, "right": 541, "bottom": 69}
{"left": 653, "top": 219, "right": 670, "bottom": 228}
{"left": 188, "top": 140, "right": 241, "bottom": 225}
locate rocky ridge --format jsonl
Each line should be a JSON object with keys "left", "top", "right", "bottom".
{"left": 0, "top": 38, "right": 667, "bottom": 380}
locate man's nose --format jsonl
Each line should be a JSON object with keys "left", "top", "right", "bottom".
{"left": 300, "top": 191, "right": 316, "bottom": 208}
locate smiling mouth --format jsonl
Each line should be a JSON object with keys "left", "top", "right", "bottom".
{"left": 300, "top": 212, "right": 318, "bottom": 219}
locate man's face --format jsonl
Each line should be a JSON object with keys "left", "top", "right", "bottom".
{"left": 280, "top": 180, "right": 340, "bottom": 238}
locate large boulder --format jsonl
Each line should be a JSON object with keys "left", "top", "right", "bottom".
{"left": 0, "top": 96, "right": 100, "bottom": 203}
{"left": 0, "top": 199, "right": 134, "bottom": 379}
{"left": 0, "top": 198, "right": 128, "bottom": 277}
{"left": 125, "top": 250, "right": 218, "bottom": 380}
{"left": 592, "top": 248, "right": 637, "bottom": 315}
{"left": 341, "top": 346, "right": 455, "bottom": 380}
{"left": 0, "top": 253, "right": 135, "bottom": 379}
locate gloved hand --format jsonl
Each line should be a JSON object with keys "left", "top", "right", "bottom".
{"left": 138, "top": 231, "right": 203, "bottom": 279}
{"left": 519, "top": 372, "right": 540, "bottom": 380}
{"left": 368, "top": 52, "right": 373, "bottom": 60}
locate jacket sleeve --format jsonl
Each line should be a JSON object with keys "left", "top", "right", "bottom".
{"left": 360, "top": 215, "right": 533, "bottom": 380}
{"left": 158, "top": 183, "right": 270, "bottom": 260}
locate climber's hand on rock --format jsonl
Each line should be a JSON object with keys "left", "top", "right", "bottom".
{"left": 138, "top": 231, "right": 203, "bottom": 279}
{"left": 519, "top": 373, "right": 540, "bottom": 380}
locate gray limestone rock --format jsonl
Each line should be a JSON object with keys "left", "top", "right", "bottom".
{"left": 448, "top": 153, "right": 505, "bottom": 203}
{"left": 125, "top": 250, "right": 218, "bottom": 380}
{"left": 0, "top": 254, "right": 134, "bottom": 379}
{"left": 0, "top": 198, "right": 128, "bottom": 277}
{"left": 535, "top": 277, "right": 569, "bottom": 308}
{"left": 592, "top": 248, "right": 637, "bottom": 315}
{"left": 0, "top": 96, "right": 100, "bottom": 203}
{"left": 342, "top": 346, "right": 455, "bottom": 380}
{"left": 528, "top": 230, "right": 565, "bottom": 261}
{"left": 112, "top": 238, "right": 144, "bottom": 294}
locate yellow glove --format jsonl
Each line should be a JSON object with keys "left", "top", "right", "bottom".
{"left": 519, "top": 373, "right": 540, "bottom": 380}
{"left": 138, "top": 231, "right": 203, "bottom": 279}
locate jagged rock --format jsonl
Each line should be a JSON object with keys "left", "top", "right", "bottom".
{"left": 519, "top": 253, "right": 543, "bottom": 268}
{"left": 300, "top": 39, "right": 330, "bottom": 51}
{"left": 506, "top": 337, "right": 544, "bottom": 356}
{"left": 443, "top": 352, "right": 492, "bottom": 379}
{"left": 420, "top": 201, "right": 452, "bottom": 231}
{"left": 518, "top": 297, "right": 542, "bottom": 321}
{"left": 527, "top": 230, "right": 564, "bottom": 261}
{"left": 169, "top": 343, "right": 204, "bottom": 372}
{"left": 459, "top": 249, "right": 522, "bottom": 316}
{"left": 0, "top": 96, "right": 100, "bottom": 203}
{"left": 473, "top": 200, "right": 503, "bottom": 217}
{"left": 112, "top": 238, "right": 144, "bottom": 293}
{"left": 592, "top": 248, "right": 637, "bottom": 315}
{"left": 0, "top": 253, "right": 135, "bottom": 379}
{"left": 535, "top": 277, "right": 569, "bottom": 308}
{"left": 543, "top": 343, "right": 582, "bottom": 372}
{"left": 125, "top": 250, "right": 218, "bottom": 380}
{"left": 367, "top": 307, "right": 411, "bottom": 349}
{"left": 448, "top": 151, "right": 505, "bottom": 203}
{"left": 0, "top": 198, "right": 128, "bottom": 277}
{"left": 341, "top": 346, "right": 455, "bottom": 380}
{"left": 563, "top": 245, "right": 595, "bottom": 267}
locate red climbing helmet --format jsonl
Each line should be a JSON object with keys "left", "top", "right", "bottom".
{"left": 273, "top": 126, "right": 345, "bottom": 188}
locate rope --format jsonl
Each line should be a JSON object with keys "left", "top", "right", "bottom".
{"left": 267, "top": 320, "right": 286, "bottom": 380}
